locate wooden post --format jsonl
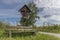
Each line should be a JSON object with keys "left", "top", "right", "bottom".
{"left": 9, "top": 30, "right": 12, "bottom": 38}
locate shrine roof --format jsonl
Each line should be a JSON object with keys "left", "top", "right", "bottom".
{"left": 18, "top": 5, "right": 31, "bottom": 12}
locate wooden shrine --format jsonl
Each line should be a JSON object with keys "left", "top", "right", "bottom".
{"left": 18, "top": 5, "right": 31, "bottom": 18}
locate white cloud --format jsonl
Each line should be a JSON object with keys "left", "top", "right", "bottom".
{"left": 51, "top": 0, "right": 60, "bottom": 8}
{"left": 34, "top": 0, "right": 52, "bottom": 8}
{"left": 50, "top": 15, "right": 60, "bottom": 21}
{"left": 34, "top": 0, "right": 60, "bottom": 8}
{"left": 37, "top": 7, "right": 60, "bottom": 25}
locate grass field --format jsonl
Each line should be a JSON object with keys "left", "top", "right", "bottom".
{"left": 0, "top": 33, "right": 60, "bottom": 40}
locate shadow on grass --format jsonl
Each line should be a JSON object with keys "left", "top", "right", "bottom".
{"left": 5, "top": 32, "right": 36, "bottom": 37}
{"left": 12, "top": 32, "right": 35, "bottom": 37}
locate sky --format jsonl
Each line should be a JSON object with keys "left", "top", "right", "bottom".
{"left": 0, "top": 0, "right": 60, "bottom": 26}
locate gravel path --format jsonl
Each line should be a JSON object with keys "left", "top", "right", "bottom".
{"left": 39, "top": 32, "right": 60, "bottom": 38}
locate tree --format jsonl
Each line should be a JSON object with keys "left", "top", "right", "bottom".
{"left": 20, "top": 2, "right": 40, "bottom": 26}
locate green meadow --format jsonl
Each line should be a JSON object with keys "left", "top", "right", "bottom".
{"left": 0, "top": 22, "right": 60, "bottom": 40}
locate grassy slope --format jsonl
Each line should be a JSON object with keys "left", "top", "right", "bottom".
{"left": 0, "top": 33, "right": 60, "bottom": 40}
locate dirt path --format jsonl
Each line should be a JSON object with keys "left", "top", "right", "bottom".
{"left": 39, "top": 32, "right": 60, "bottom": 38}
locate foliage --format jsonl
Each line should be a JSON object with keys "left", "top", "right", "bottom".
{"left": 36, "top": 24, "right": 60, "bottom": 33}
{"left": 20, "top": 2, "right": 40, "bottom": 26}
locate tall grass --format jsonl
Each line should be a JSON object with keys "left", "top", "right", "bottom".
{"left": 0, "top": 33, "right": 60, "bottom": 40}
{"left": 0, "top": 22, "right": 10, "bottom": 37}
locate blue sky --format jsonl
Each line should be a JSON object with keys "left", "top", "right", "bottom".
{"left": 0, "top": 0, "right": 60, "bottom": 26}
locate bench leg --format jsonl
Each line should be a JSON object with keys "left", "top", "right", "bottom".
{"left": 9, "top": 30, "right": 12, "bottom": 38}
